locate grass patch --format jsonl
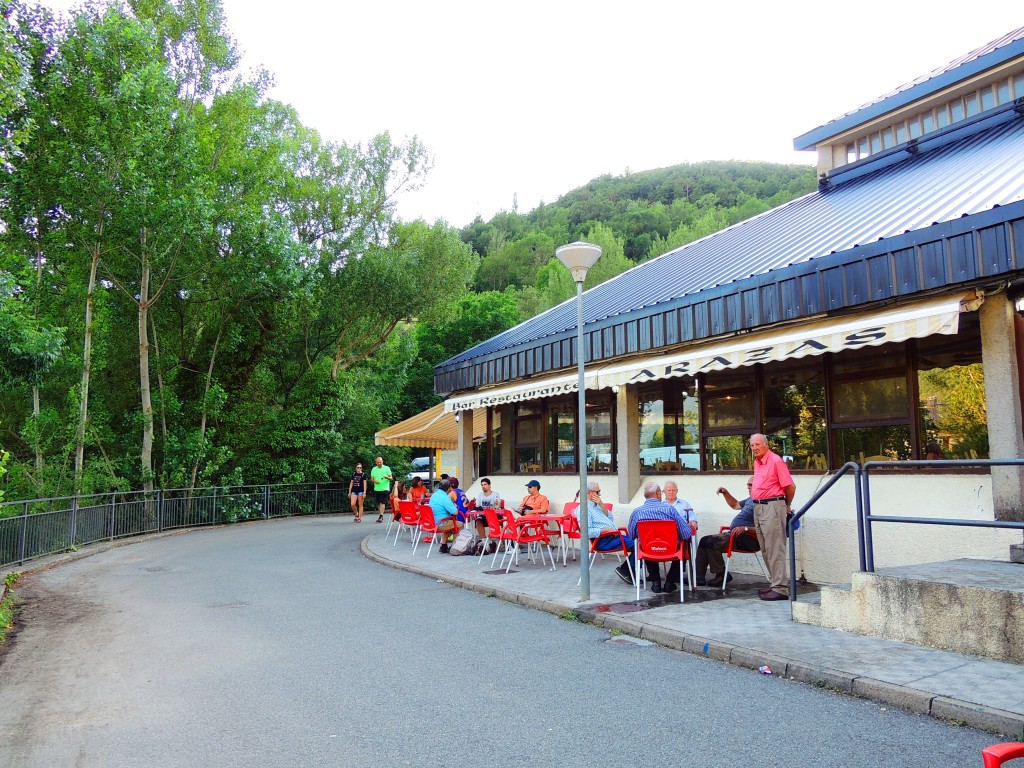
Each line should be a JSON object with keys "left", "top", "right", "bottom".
{"left": 559, "top": 610, "right": 579, "bottom": 622}
{"left": 0, "top": 571, "right": 21, "bottom": 644}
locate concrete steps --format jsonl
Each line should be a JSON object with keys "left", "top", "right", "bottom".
{"left": 791, "top": 559, "right": 1024, "bottom": 663}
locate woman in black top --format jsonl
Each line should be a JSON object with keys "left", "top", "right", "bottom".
{"left": 349, "top": 463, "right": 367, "bottom": 522}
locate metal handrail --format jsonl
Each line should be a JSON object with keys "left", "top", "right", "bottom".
{"left": 788, "top": 461, "right": 862, "bottom": 605}
{"left": 0, "top": 481, "right": 348, "bottom": 569}
{"left": 861, "top": 458, "right": 1024, "bottom": 572}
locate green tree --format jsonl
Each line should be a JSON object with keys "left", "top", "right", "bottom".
{"left": 532, "top": 223, "right": 634, "bottom": 313}
{"left": 400, "top": 290, "right": 522, "bottom": 418}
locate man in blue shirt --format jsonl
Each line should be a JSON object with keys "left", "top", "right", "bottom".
{"left": 428, "top": 479, "right": 459, "bottom": 553}
{"left": 584, "top": 481, "right": 633, "bottom": 551}
{"left": 694, "top": 478, "right": 760, "bottom": 587}
{"left": 615, "top": 481, "right": 693, "bottom": 593}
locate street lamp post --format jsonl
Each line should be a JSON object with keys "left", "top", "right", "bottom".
{"left": 555, "top": 241, "right": 602, "bottom": 601}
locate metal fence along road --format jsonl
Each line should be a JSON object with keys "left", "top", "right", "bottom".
{"left": 0, "top": 482, "right": 349, "bottom": 569}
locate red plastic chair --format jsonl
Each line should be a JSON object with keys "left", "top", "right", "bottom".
{"left": 564, "top": 500, "right": 616, "bottom": 565}
{"left": 720, "top": 525, "right": 767, "bottom": 591}
{"left": 412, "top": 506, "right": 456, "bottom": 558}
{"left": 561, "top": 505, "right": 581, "bottom": 564}
{"left": 634, "top": 519, "right": 689, "bottom": 602}
{"left": 392, "top": 500, "right": 421, "bottom": 546}
{"left": 385, "top": 496, "right": 402, "bottom": 538}
{"left": 478, "top": 508, "right": 516, "bottom": 567}
{"left": 982, "top": 743, "right": 1024, "bottom": 767}
{"left": 579, "top": 528, "right": 634, "bottom": 587}
{"left": 499, "top": 516, "right": 555, "bottom": 573}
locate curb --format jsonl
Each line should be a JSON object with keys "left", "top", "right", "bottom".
{"left": 360, "top": 535, "right": 1024, "bottom": 739}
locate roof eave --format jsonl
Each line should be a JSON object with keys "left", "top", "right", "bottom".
{"left": 793, "top": 35, "right": 1024, "bottom": 151}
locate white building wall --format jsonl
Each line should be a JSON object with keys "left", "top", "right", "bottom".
{"left": 469, "top": 472, "right": 1019, "bottom": 585}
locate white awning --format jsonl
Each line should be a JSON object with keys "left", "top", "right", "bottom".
{"left": 445, "top": 371, "right": 598, "bottom": 413}
{"left": 444, "top": 293, "right": 978, "bottom": 412}
{"left": 598, "top": 293, "right": 975, "bottom": 388}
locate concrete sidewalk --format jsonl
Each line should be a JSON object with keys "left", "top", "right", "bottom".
{"left": 362, "top": 526, "right": 1024, "bottom": 738}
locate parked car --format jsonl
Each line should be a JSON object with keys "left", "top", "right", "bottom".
{"left": 407, "top": 456, "right": 431, "bottom": 482}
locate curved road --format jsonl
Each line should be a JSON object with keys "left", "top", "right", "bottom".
{"left": 0, "top": 517, "right": 998, "bottom": 767}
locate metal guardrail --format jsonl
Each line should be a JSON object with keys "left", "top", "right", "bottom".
{"left": 785, "top": 458, "right": 1024, "bottom": 610}
{"left": 861, "top": 458, "right": 1024, "bottom": 572}
{"left": 0, "top": 482, "right": 348, "bottom": 569}
{"left": 787, "top": 461, "right": 862, "bottom": 605}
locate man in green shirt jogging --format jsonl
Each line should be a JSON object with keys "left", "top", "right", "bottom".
{"left": 370, "top": 456, "right": 393, "bottom": 523}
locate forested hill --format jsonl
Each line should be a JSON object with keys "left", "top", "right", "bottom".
{"left": 460, "top": 160, "right": 817, "bottom": 305}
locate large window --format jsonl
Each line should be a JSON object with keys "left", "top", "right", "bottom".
{"left": 702, "top": 373, "right": 754, "bottom": 470}
{"left": 504, "top": 392, "right": 616, "bottom": 474}
{"left": 638, "top": 378, "right": 699, "bottom": 471}
{"left": 829, "top": 342, "right": 912, "bottom": 463}
{"left": 764, "top": 365, "right": 827, "bottom": 471}
{"left": 586, "top": 398, "right": 614, "bottom": 472}
{"left": 490, "top": 409, "right": 504, "bottom": 473}
{"left": 515, "top": 404, "right": 543, "bottom": 473}
{"left": 916, "top": 324, "right": 988, "bottom": 459}
{"left": 547, "top": 399, "right": 576, "bottom": 473}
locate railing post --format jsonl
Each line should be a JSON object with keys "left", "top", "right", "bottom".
{"left": 109, "top": 492, "right": 116, "bottom": 541}
{"left": 788, "top": 516, "right": 797, "bottom": 606}
{"left": 19, "top": 501, "right": 28, "bottom": 566}
{"left": 70, "top": 495, "right": 79, "bottom": 550}
{"left": 157, "top": 490, "right": 164, "bottom": 533}
{"left": 855, "top": 464, "right": 866, "bottom": 572}
{"left": 862, "top": 468, "right": 875, "bottom": 572}
{"left": 313, "top": 483, "right": 319, "bottom": 516}
{"left": 263, "top": 485, "right": 270, "bottom": 520}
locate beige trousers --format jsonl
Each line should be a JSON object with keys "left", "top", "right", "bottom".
{"left": 754, "top": 499, "right": 789, "bottom": 594}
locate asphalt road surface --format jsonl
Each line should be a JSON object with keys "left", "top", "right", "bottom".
{"left": 0, "top": 517, "right": 1000, "bottom": 767}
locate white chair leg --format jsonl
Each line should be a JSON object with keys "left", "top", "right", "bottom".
{"left": 490, "top": 541, "right": 505, "bottom": 569}
{"left": 680, "top": 558, "right": 685, "bottom": 603}
{"left": 723, "top": 556, "right": 731, "bottom": 593}
{"left": 636, "top": 557, "right": 642, "bottom": 601}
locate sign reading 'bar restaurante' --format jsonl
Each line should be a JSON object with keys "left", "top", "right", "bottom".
{"left": 443, "top": 295, "right": 971, "bottom": 413}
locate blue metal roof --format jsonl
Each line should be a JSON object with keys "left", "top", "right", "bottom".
{"left": 438, "top": 115, "right": 1024, "bottom": 386}
{"left": 794, "top": 26, "right": 1024, "bottom": 150}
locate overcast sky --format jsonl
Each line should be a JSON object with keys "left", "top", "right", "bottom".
{"left": 41, "top": 1, "right": 1022, "bottom": 226}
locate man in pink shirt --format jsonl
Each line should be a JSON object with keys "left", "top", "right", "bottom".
{"left": 749, "top": 433, "right": 796, "bottom": 602}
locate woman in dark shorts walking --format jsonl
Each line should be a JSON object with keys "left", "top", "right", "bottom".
{"left": 349, "top": 463, "right": 367, "bottom": 522}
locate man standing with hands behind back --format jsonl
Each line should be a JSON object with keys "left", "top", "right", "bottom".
{"left": 749, "top": 434, "right": 796, "bottom": 602}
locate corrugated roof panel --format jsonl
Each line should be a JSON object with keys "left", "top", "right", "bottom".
{"left": 441, "top": 118, "right": 1024, "bottom": 372}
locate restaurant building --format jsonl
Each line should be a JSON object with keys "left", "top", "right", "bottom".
{"left": 426, "top": 28, "right": 1024, "bottom": 583}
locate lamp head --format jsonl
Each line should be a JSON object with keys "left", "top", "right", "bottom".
{"left": 555, "top": 241, "right": 602, "bottom": 284}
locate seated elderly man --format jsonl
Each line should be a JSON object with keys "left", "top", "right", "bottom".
{"left": 693, "top": 478, "right": 760, "bottom": 587}
{"left": 582, "top": 481, "right": 634, "bottom": 552}
{"left": 614, "top": 481, "right": 694, "bottom": 594}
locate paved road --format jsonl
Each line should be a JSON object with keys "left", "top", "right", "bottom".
{"left": 0, "top": 517, "right": 1000, "bottom": 767}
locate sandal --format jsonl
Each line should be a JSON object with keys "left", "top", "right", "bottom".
{"left": 375, "top": 515, "right": 384, "bottom": 523}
